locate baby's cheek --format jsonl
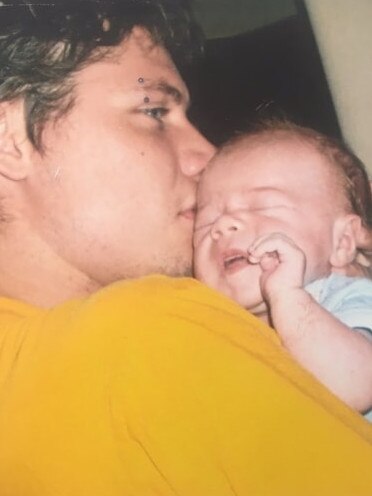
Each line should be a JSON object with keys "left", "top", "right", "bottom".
{"left": 192, "top": 232, "right": 201, "bottom": 249}
{"left": 193, "top": 251, "right": 213, "bottom": 284}
{"left": 192, "top": 245, "right": 204, "bottom": 278}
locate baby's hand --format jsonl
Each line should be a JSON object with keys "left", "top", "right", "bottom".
{"left": 247, "top": 233, "right": 306, "bottom": 302}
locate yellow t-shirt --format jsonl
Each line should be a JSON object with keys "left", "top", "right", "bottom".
{"left": 0, "top": 275, "right": 371, "bottom": 495}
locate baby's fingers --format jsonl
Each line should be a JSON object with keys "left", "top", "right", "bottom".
{"left": 248, "top": 232, "right": 303, "bottom": 264}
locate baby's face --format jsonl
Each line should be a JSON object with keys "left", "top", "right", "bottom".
{"left": 194, "top": 135, "right": 343, "bottom": 317}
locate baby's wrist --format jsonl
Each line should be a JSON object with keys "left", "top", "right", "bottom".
{"left": 268, "top": 288, "right": 315, "bottom": 341}
{"left": 264, "top": 285, "right": 305, "bottom": 307}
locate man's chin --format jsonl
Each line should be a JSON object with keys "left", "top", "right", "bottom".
{"left": 132, "top": 248, "right": 193, "bottom": 279}
{"left": 162, "top": 249, "right": 193, "bottom": 278}
{"left": 165, "top": 263, "right": 193, "bottom": 278}
{"left": 111, "top": 255, "right": 192, "bottom": 282}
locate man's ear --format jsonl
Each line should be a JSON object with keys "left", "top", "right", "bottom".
{"left": 329, "top": 214, "right": 362, "bottom": 268}
{"left": 0, "top": 99, "right": 33, "bottom": 181}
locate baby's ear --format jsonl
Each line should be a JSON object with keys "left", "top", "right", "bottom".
{"left": 0, "top": 100, "right": 33, "bottom": 181}
{"left": 329, "top": 214, "right": 362, "bottom": 269}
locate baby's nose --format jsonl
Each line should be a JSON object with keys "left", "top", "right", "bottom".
{"left": 211, "top": 216, "right": 239, "bottom": 240}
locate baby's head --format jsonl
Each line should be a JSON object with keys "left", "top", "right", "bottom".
{"left": 194, "top": 119, "right": 372, "bottom": 318}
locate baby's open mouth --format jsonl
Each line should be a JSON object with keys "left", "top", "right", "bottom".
{"left": 224, "top": 254, "right": 247, "bottom": 268}
{"left": 222, "top": 250, "right": 250, "bottom": 273}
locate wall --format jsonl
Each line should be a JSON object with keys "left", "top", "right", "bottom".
{"left": 305, "top": 0, "right": 372, "bottom": 175}
{"left": 193, "top": 0, "right": 296, "bottom": 39}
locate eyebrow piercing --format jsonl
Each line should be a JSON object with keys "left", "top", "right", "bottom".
{"left": 138, "top": 77, "right": 144, "bottom": 83}
{"left": 102, "top": 19, "right": 110, "bottom": 32}
{"left": 143, "top": 96, "right": 150, "bottom": 103}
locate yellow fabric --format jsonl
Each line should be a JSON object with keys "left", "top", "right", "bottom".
{"left": 0, "top": 275, "right": 372, "bottom": 496}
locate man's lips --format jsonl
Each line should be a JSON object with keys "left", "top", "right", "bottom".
{"left": 178, "top": 205, "right": 196, "bottom": 220}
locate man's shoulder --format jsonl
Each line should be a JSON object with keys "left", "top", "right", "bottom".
{"left": 0, "top": 275, "right": 279, "bottom": 398}
{"left": 84, "top": 275, "right": 246, "bottom": 318}
{"left": 78, "top": 275, "right": 269, "bottom": 340}
{"left": 0, "top": 275, "right": 274, "bottom": 350}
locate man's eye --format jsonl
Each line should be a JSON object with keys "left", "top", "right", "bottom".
{"left": 143, "top": 107, "right": 169, "bottom": 122}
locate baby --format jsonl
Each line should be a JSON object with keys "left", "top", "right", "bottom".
{"left": 194, "top": 120, "right": 372, "bottom": 418}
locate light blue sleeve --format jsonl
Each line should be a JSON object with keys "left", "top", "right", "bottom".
{"left": 331, "top": 281, "right": 372, "bottom": 334}
{"left": 306, "top": 275, "right": 372, "bottom": 335}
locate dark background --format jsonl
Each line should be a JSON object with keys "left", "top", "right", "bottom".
{"left": 186, "top": 1, "right": 341, "bottom": 145}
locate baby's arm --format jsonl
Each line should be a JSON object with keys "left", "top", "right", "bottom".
{"left": 248, "top": 233, "right": 372, "bottom": 413}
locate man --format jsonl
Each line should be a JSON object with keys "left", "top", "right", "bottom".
{"left": 0, "top": 0, "right": 214, "bottom": 306}
{"left": 0, "top": 2, "right": 371, "bottom": 495}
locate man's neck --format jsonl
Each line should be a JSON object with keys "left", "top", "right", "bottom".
{"left": 0, "top": 222, "right": 101, "bottom": 308}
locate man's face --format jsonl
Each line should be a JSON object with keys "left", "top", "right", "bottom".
{"left": 25, "top": 28, "right": 214, "bottom": 286}
{"left": 194, "top": 135, "right": 344, "bottom": 316}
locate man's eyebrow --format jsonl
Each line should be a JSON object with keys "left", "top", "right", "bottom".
{"left": 245, "top": 186, "right": 286, "bottom": 194}
{"left": 142, "top": 79, "right": 187, "bottom": 105}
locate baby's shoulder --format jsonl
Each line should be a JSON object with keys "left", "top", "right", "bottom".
{"left": 306, "top": 274, "right": 372, "bottom": 332}
{"left": 306, "top": 274, "right": 372, "bottom": 305}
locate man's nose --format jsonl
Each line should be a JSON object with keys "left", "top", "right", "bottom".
{"left": 179, "top": 124, "right": 216, "bottom": 179}
{"left": 211, "top": 215, "right": 240, "bottom": 240}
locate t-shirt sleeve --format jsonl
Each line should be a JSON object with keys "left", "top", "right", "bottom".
{"left": 330, "top": 279, "right": 372, "bottom": 336}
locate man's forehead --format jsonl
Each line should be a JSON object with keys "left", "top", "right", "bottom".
{"left": 79, "top": 28, "right": 189, "bottom": 104}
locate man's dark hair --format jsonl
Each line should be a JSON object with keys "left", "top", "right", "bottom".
{"left": 0, "top": 0, "right": 201, "bottom": 149}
